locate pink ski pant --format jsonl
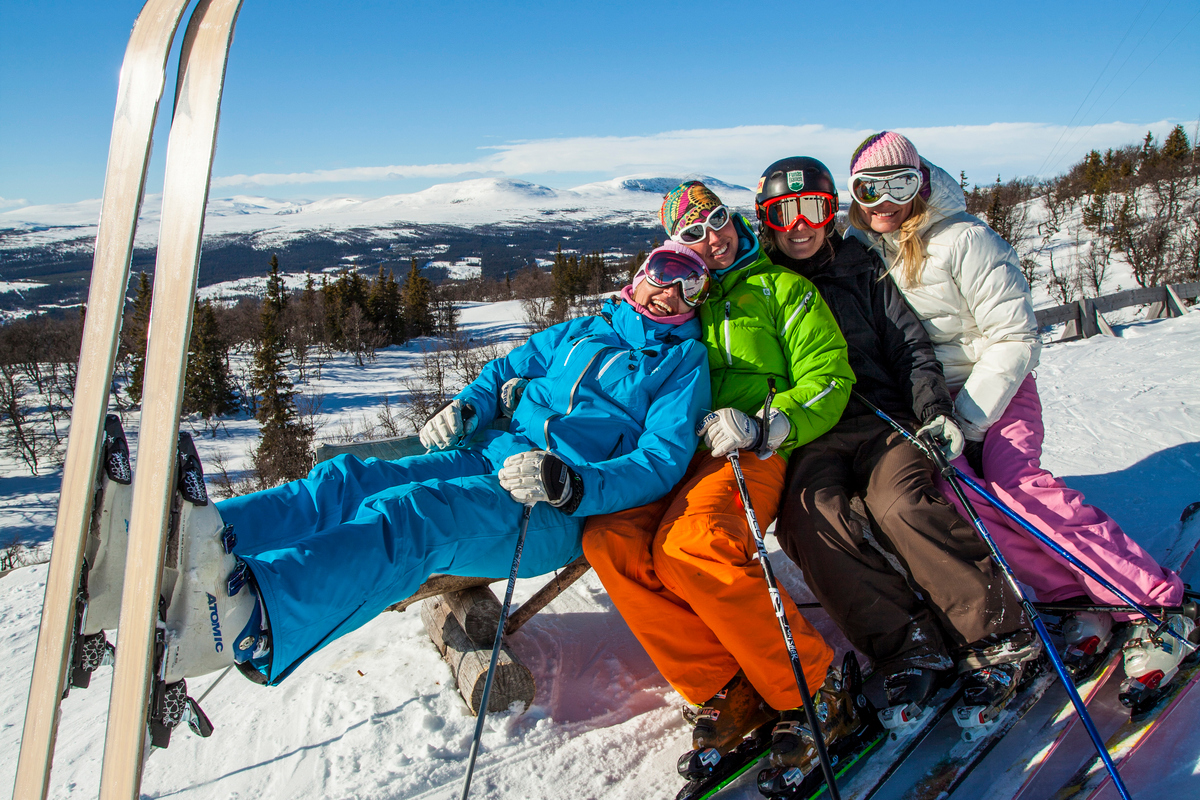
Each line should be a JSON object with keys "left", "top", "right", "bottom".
{"left": 938, "top": 374, "right": 1183, "bottom": 618}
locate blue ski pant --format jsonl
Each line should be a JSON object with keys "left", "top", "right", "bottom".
{"left": 215, "top": 449, "right": 584, "bottom": 683}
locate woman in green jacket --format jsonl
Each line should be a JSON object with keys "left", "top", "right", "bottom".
{"left": 582, "top": 181, "right": 861, "bottom": 783}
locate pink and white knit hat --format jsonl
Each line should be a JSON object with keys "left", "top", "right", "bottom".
{"left": 849, "top": 131, "right": 920, "bottom": 175}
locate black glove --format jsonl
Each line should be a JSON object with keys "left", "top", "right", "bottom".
{"left": 962, "top": 440, "right": 985, "bottom": 479}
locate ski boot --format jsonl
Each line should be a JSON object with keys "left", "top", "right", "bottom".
{"left": 149, "top": 432, "right": 269, "bottom": 747}
{"left": 68, "top": 414, "right": 133, "bottom": 691}
{"left": 1118, "top": 610, "right": 1199, "bottom": 713}
{"left": 677, "top": 671, "right": 776, "bottom": 781}
{"left": 953, "top": 629, "right": 1043, "bottom": 738}
{"left": 756, "top": 652, "right": 881, "bottom": 798}
{"left": 876, "top": 641, "right": 954, "bottom": 735}
{"left": 1061, "top": 608, "right": 1116, "bottom": 680}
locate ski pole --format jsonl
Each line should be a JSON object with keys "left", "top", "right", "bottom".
{"left": 460, "top": 502, "right": 532, "bottom": 800}
{"left": 853, "top": 392, "right": 1195, "bottom": 654}
{"left": 729, "top": 380, "right": 842, "bottom": 800}
{"left": 852, "top": 393, "right": 1133, "bottom": 800}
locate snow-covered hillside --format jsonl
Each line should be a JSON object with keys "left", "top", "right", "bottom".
{"left": 0, "top": 174, "right": 756, "bottom": 253}
{"left": 1, "top": 298, "right": 1199, "bottom": 800}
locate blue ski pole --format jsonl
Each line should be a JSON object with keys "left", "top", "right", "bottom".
{"left": 852, "top": 391, "right": 1133, "bottom": 800}
{"left": 855, "top": 393, "right": 1194, "bottom": 654}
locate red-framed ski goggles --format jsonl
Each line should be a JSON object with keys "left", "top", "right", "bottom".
{"left": 640, "top": 250, "right": 712, "bottom": 307}
{"left": 849, "top": 168, "right": 923, "bottom": 208}
{"left": 758, "top": 192, "right": 837, "bottom": 231}
{"left": 671, "top": 205, "right": 731, "bottom": 245}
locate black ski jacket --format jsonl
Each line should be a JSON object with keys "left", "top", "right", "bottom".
{"left": 770, "top": 231, "right": 954, "bottom": 425}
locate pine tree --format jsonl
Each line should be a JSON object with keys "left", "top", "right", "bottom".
{"left": 368, "top": 265, "right": 404, "bottom": 345}
{"left": 1161, "top": 124, "right": 1191, "bottom": 162}
{"left": 124, "top": 271, "right": 153, "bottom": 404}
{"left": 251, "top": 255, "right": 312, "bottom": 485}
{"left": 403, "top": 257, "right": 434, "bottom": 337}
{"left": 183, "top": 299, "right": 237, "bottom": 423}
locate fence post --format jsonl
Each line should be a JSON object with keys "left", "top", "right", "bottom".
{"left": 1166, "top": 284, "right": 1188, "bottom": 317}
{"left": 1060, "top": 302, "right": 1083, "bottom": 340}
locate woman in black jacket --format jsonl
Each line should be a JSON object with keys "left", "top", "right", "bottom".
{"left": 756, "top": 157, "right": 1037, "bottom": 753}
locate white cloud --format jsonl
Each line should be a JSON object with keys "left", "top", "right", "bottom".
{"left": 0, "top": 197, "right": 28, "bottom": 210}
{"left": 212, "top": 120, "right": 1192, "bottom": 190}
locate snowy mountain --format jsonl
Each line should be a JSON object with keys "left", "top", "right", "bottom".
{"left": 0, "top": 174, "right": 754, "bottom": 315}
{"left": 0, "top": 174, "right": 754, "bottom": 250}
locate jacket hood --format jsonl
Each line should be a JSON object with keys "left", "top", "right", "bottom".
{"left": 712, "top": 213, "right": 763, "bottom": 279}
{"left": 922, "top": 159, "right": 967, "bottom": 228}
{"left": 771, "top": 231, "right": 876, "bottom": 283}
{"left": 603, "top": 295, "right": 702, "bottom": 349}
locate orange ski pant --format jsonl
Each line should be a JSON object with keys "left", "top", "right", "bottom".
{"left": 582, "top": 452, "right": 833, "bottom": 711}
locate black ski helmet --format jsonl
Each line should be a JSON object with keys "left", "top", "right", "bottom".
{"left": 755, "top": 157, "right": 839, "bottom": 224}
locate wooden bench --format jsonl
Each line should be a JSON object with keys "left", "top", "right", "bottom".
{"left": 313, "top": 434, "right": 591, "bottom": 714}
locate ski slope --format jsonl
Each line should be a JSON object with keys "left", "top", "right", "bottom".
{"left": 1, "top": 304, "right": 1199, "bottom": 800}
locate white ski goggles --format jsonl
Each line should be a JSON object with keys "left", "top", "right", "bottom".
{"left": 849, "top": 168, "right": 923, "bottom": 208}
{"left": 670, "top": 205, "right": 731, "bottom": 245}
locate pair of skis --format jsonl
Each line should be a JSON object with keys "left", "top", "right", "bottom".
{"left": 14, "top": 1, "right": 243, "bottom": 798}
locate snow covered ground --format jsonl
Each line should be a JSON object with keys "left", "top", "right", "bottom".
{"left": 1, "top": 301, "right": 1199, "bottom": 800}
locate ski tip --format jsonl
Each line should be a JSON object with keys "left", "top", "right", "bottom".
{"left": 1182, "top": 502, "right": 1200, "bottom": 525}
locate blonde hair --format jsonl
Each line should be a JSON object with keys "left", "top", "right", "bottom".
{"left": 849, "top": 193, "right": 931, "bottom": 286}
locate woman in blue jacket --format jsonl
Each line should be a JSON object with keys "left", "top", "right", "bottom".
{"left": 123, "top": 245, "right": 712, "bottom": 717}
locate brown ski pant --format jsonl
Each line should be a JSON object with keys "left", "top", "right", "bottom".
{"left": 776, "top": 414, "right": 1026, "bottom": 672}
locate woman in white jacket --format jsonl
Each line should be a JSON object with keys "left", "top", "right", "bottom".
{"left": 844, "top": 131, "right": 1189, "bottom": 711}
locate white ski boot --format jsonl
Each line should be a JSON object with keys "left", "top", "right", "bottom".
{"left": 1062, "top": 609, "right": 1115, "bottom": 679}
{"left": 70, "top": 414, "right": 133, "bottom": 689}
{"left": 1119, "top": 612, "right": 1198, "bottom": 710}
{"left": 149, "top": 432, "right": 269, "bottom": 747}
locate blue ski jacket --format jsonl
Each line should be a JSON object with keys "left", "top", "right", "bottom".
{"left": 459, "top": 297, "right": 711, "bottom": 517}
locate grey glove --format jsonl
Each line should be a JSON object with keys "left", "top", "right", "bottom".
{"left": 916, "top": 414, "right": 965, "bottom": 462}
{"left": 498, "top": 450, "right": 583, "bottom": 513}
{"left": 418, "top": 399, "right": 477, "bottom": 451}
{"left": 500, "top": 377, "right": 528, "bottom": 419}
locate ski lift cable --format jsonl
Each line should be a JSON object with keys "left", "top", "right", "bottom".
{"left": 1061, "top": 0, "right": 1172, "bottom": 146}
{"left": 1046, "top": 5, "right": 1199, "bottom": 177}
{"left": 1035, "top": 0, "right": 1155, "bottom": 178}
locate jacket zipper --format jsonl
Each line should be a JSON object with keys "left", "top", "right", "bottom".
{"left": 802, "top": 379, "right": 838, "bottom": 409}
{"left": 782, "top": 291, "right": 813, "bottom": 335}
{"left": 723, "top": 302, "right": 733, "bottom": 366}
{"left": 606, "top": 433, "right": 625, "bottom": 459}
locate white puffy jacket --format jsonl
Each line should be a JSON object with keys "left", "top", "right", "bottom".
{"left": 847, "top": 161, "right": 1041, "bottom": 441}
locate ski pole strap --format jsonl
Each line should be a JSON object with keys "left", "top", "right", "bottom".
{"left": 751, "top": 378, "right": 777, "bottom": 456}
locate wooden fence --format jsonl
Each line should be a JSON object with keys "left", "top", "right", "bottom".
{"left": 1035, "top": 281, "right": 1200, "bottom": 341}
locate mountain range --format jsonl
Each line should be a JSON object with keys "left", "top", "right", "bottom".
{"left": 0, "top": 175, "right": 753, "bottom": 315}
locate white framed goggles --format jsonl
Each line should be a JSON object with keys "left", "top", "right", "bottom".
{"left": 671, "top": 205, "right": 731, "bottom": 245}
{"left": 849, "top": 168, "right": 923, "bottom": 208}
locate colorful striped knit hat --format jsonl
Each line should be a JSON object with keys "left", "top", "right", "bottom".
{"left": 849, "top": 131, "right": 920, "bottom": 175}
{"left": 660, "top": 181, "right": 723, "bottom": 237}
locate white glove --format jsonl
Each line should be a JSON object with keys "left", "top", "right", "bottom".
{"left": 758, "top": 408, "right": 791, "bottom": 458}
{"left": 697, "top": 408, "right": 759, "bottom": 457}
{"left": 500, "top": 377, "right": 528, "bottom": 418}
{"left": 418, "top": 399, "right": 477, "bottom": 451}
{"left": 916, "top": 414, "right": 965, "bottom": 461}
{"left": 498, "top": 450, "right": 579, "bottom": 509}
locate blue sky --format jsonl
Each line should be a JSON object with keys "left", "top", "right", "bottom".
{"left": 1, "top": 0, "right": 1197, "bottom": 208}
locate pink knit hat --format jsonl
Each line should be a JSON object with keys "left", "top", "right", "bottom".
{"left": 849, "top": 131, "right": 920, "bottom": 175}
